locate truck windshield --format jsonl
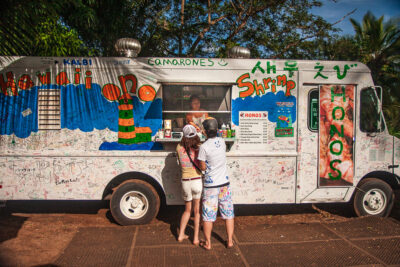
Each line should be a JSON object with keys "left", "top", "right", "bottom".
{"left": 360, "top": 87, "right": 385, "bottom": 132}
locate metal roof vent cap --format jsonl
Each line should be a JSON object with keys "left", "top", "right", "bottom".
{"left": 228, "top": 46, "right": 250, "bottom": 59}
{"left": 115, "top": 38, "right": 141, "bottom": 57}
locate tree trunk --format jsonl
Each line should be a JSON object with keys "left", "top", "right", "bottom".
{"left": 179, "top": 0, "right": 185, "bottom": 56}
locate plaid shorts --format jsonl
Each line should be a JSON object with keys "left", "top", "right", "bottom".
{"left": 202, "top": 185, "right": 234, "bottom": 222}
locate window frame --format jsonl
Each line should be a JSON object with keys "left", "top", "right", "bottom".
{"left": 360, "top": 86, "right": 385, "bottom": 133}
{"left": 161, "top": 83, "right": 233, "bottom": 115}
{"left": 307, "top": 88, "right": 319, "bottom": 132}
{"left": 37, "top": 88, "right": 61, "bottom": 131}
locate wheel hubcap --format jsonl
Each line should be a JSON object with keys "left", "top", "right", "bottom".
{"left": 362, "top": 188, "right": 387, "bottom": 215}
{"left": 120, "top": 191, "right": 149, "bottom": 219}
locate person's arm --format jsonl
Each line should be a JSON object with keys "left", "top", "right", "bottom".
{"left": 175, "top": 145, "right": 182, "bottom": 166}
{"left": 197, "top": 145, "right": 207, "bottom": 171}
{"left": 186, "top": 113, "right": 201, "bottom": 131}
{"left": 186, "top": 113, "right": 193, "bottom": 124}
{"left": 198, "top": 160, "right": 207, "bottom": 171}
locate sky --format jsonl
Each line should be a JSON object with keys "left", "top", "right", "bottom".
{"left": 311, "top": 0, "right": 400, "bottom": 35}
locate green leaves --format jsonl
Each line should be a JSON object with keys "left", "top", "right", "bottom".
{"left": 34, "top": 18, "right": 93, "bottom": 56}
{"left": 0, "top": 0, "right": 95, "bottom": 56}
{"left": 0, "top": 0, "right": 346, "bottom": 59}
{"left": 350, "top": 11, "right": 400, "bottom": 137}
{"left": 53, "top": 0, "right": 340, "bottom": 58}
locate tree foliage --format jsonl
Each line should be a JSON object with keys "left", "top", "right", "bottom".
{"left": 0, "top": 0, "right": 351, "bottom": 59}
{"left": 57, "top": 0, "right": 162, "bottom": 56}
{"left": 0, "top": 0, "right": 58, "bottom": 55}
{"left": 350, "top": 12, "right": 400, "bottom": 137}
{"left": 35, "top": 18, "right": 97, "bottom": 56}
{"left": 0, "top": 0, "right": 94, "bottom": 56}
{"left": 58, "top": 0, "right": 340, "bottom": 58}
{"left": 314, "top": 35, "right": 360, "bottom": 61}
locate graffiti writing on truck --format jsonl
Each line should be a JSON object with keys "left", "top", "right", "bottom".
{"left": 319, "top": 85, "right": 354, "bottom": 186}
{"left": 0, "top": 69, "right": 93, "bottom": 95}
{"left": 0, "top": 67, "right": 161, "bottom": 148}
{"left": 237, "top": 60, "right": 297, "bottom": 98}
{"left": 63, "top": 59, "right": 93, "bottom": 66}
{"left": 237, "top": 73, "right": 296, "bottom": 98}
{"left": 147, "top": 58, "right": 228, "bottom": 67}
{"left": 101, "top": 74, "right": 155, "bottom": 102}
{"left": 314, "top": 62, "right": 358, "bottom": 80}
{"left": 0, "top": 70, "right": 156, "bottom": 102}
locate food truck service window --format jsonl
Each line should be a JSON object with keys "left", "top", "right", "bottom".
{"left": 162, "top": 84, "right": 232, "bottom": 132}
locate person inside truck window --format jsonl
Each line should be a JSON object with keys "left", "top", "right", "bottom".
{"left": 176, "top": 124, "right": 202, "bottom": 246}
{"left": 186, "top": 95, "right": 208, "bottom": 132}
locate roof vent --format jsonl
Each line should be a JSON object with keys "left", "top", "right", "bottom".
{"left": 228, "top": 46, "right": 250, "bottom": 59}
{"left": 115, "top": 38, "right": 141, "bottom": 57}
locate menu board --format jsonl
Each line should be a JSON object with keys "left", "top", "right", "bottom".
{"left": 238, "top": 111, "right": 268, "bottom": 151}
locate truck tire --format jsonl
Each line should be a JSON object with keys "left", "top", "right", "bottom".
{"left": 110, "top": 180, "right": 160, "bottom": 225}
{"left": 353, "top": 178, "right": 394, "bottom": 217}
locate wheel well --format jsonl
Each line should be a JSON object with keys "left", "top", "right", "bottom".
{"left": 359, "top": 171, "right": 400, "bottom": 189}
{"left": 102, "top": 172, "right": 166, "bottom": 207}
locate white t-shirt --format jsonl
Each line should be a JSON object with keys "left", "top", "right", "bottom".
{"left": 197, "top": 137, "right": 229, "bottom": 187}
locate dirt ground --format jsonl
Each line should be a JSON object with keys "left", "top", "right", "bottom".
{"left": 0, "top": 190, "right": 399, "bottom": 267}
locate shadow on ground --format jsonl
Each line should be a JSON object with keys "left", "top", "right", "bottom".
{"left": 0, "top": 209, "right": 28, "bottom": 243}
{"left": 155, "top": 202, "right": 355, "bottom": 224}
{"left": 1, "top": 189, "right": 399, "bottom": 223}
{"left": 3, "top": 200, "right": 109, "bottom": 214}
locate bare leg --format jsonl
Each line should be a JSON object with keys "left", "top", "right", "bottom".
{"left": 192, "top": 199, "right": 201, "bottom": 245}
{"left": 178, "top": 201, "right": 192, "bottom": 242}
{"left": 202, "top": 221, "right": 213, "bottom": 250}
{"left": 225, "top": 218, "right": 234, "bottom": 247}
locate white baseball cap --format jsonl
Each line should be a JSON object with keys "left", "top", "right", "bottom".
{"left": 183, "top": 124, "right": 197, "bottom": 138}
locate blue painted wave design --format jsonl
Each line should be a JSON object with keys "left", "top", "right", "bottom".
{"left": 1, "top": 83, "right": 163, "bottom": 139}
{"left": 0, "top": 86, "right": 39, "bottom": 138}
{"left": 99, "top": 141, "right": 163, "bottom": 150}
{"left": 61, "top": 83, "right": 119, "bottom": 132}
{"left": 232, "top": 91, "right": 296, "bottom": 125}
{"left": 132, "top": 96, "right": 162, "bottom": 136}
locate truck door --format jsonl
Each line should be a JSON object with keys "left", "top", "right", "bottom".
{"left": 297, "top": 84, "right": 354, "bottom": 203}
{"left": 318, "top": 84, "right": 355, "bottom": 187}
{"left": 296, "top": 85, "right": 319, "bottom": 202}
{"left": 356, "top": 87, "right": 394, "bottom": 179}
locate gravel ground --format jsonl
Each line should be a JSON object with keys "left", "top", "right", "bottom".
{"left": 0, "top": 190, "right": 398, "bottom": 266}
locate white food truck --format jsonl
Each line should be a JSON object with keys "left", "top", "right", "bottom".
{"left": 0, "top": 41, "right": 399, "bottom": 225}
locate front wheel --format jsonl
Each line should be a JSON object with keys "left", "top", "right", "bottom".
{"left": 110, "top": 180, "right": 160, "bottom": 225}
{"left": 353, "top": 178, "right": 395, "bottom": 217}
